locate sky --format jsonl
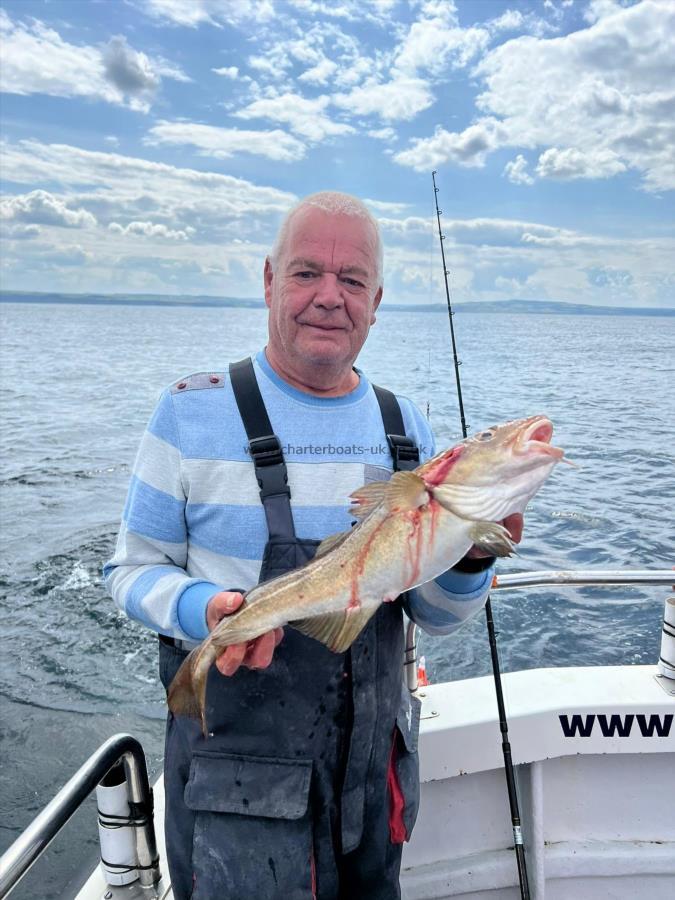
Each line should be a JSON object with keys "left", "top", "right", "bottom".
{"left": 0, "top": 0, "right": 673, "bottom": 308}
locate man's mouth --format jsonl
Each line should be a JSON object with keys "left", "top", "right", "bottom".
{"left": 299, "top": 322, "right": 346, "bottom": 331}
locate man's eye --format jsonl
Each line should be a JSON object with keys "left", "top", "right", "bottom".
{"left": 295, "top": 271, "right": 316, "bottom": 279}
{"left": 341, "top": 277, "right": 365, "bottom": 288}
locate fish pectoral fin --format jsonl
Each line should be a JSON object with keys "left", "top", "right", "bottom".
{"left": 386, "top": 471, "right": 429, "bottom": 511}
{"left": 349, "top": 481, "right": 388, "bottom": 520}
{"left": 469, "top": 520, "right": 516, "bottom": 558}
{"left": 290, "top": 605, "right": 379, "bottom": 654}
{"left": 315, "top": 530, "right": 351, "bottom": 558}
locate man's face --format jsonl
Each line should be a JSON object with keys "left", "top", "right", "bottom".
{"left": 264, "top": 207, "right": 382, "bottom": 372}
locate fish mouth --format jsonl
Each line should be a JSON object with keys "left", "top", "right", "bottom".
{"left": 518, "top": 416, "right": 564, "bottom": 459}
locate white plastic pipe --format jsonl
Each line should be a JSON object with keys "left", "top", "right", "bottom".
{"left": 96, "top": 771, "right": 138, "bottom": 886}
{"left": 658, "top": 595, "right": 675, "bottom": 680}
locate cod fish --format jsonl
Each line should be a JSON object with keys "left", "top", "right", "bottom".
{"left": 169, "top": 415, "right": 565, "bottom": 730}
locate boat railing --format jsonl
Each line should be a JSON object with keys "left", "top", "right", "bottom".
{"left": 0, "top": 733, "right": 161, "bottom": 899}
{"left": 405, "top": 568, "right": 675, "bottom": 691}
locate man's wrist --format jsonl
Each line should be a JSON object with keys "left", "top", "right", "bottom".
{"left": 452, "top": 554, "right": 496, "bottom": 574}
{"left": 177, "top": 581, "right": 222, "bottom": 640}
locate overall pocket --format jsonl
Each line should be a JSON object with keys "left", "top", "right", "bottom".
{"left": 387, "top": 689, "right": 421, "bottom": 843}
{"left": 184, "top": 751, "right": 316, "bottom": 900}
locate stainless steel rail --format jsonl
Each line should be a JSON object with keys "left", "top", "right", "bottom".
{"left": 406, "top": 569, "right": 674, "bottom": 691}
{"left": 492, "top": 569, "right": 674, "bottom": 590}
{"left": 0, "top": 733, "right": 161, "bottom": 899}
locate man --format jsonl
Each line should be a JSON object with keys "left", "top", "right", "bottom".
{"left": 105, "top": 192, "right": 522, "bottom": 899}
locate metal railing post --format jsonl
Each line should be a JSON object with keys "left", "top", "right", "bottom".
{"left": 405, "top": 619, "right": 419, "bottom": 692}
{"left": 0, "top": 734, "right": 161, "bottom": 899}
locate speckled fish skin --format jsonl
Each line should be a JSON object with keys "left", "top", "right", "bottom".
{"left": 168, "top": 415, "right": 564, "bottom": 730}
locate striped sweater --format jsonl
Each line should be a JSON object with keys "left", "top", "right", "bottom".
{"left": 104, "top": 350, "right": 493, "bottom": 645}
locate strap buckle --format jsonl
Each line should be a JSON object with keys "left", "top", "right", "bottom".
{"left": 248, "top": 435, "right": 291, "bottom": 497}
{"left": 386, "top": 434, "right": 420, "bottom": 467}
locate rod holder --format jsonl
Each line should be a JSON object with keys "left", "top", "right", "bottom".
{"left": 658, "top": 596, "right": 675, "bottom": 680}
{"left": 96, "top": 763, "right": 138, "bottom": 886}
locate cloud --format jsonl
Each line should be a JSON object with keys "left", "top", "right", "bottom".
{"left": 146, "top": 120, "right": 307, "bottom": 161}
{"left": 1, "top": 223, "right": 41, "bottom": 240}
{"left": 234, "top": 93, "right": 354, "bottom": 141}
{"left": 535, "top": 147, "right": 627, "bottom": 180}
{"left": 23, "top": 244, "right": 94, "bottom": 267}
{"left": 395, "top": 0, "right": 675, "bottom": 191}
{"left": 364, "top": 198, "right": 410, "bottom": 215}
{"left": 140, "top": 0, "right": 275, "bottom": 28}
{"left": 586, "top": 265, "right": 634, "bottom": 287}
{"left": 298, "top": 58, "right": 338, "bottom": 85}
{"left": 503, "top": 154, "right": 534, "bottom": 185}
{"left": 141, "top": 0, "right": 394, "bottom": 29}
{"left": 379, "top": 215, "right": 433, "bottom": 235}
{"left": 241, "top": 20, "right": 369, "bottom": 95}
{"left": 0, "top": 138, "right": 297, "bottom": 294}
{"left": 0, "top": 140, "right": 299, "bottom": 284}
{"left": 393, "top": 8, "right": 489, "bottom": 77}
{"left": 103, "top": 35, "right": 160, "bottom": 95}
{"left": 368, "top": 127, "right": 397, "bottom": 142}
{"left": 108, "top": 221, "right": 195, "bottom": 240}
{"left": 0, "top": 11, "right": 187, "bottom": 112}
{"left": 333, "top": 76, "right": 434, "bottom": 122}
{"left": 394, "top": 118, "right": 506, "bottom": 170}
{"left": 2, "top": 140, "right": 672, "bottom": 306}
{"left": 489, "top": 9, "right": 525, "bottom": 32}
{"left": 212, "top": 66, "right": 239, "bottom": 78}
{"left": 0, "top": 190, "right": 97, "bottom": 228}
{"left": 378, "top": 213, "right": 613, "bottom": 249}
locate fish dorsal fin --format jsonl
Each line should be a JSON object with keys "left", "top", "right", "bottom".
{"left": 291, "top": 605, "right": 379, "bottom": 653}
{"left": 386, "top": 471, "right": 428, "bottom": 511}
{"left": 349, "top": 481, "right": 388, "bottom": 519}
{"left": 315, "top": 530, "right": 351, "bottom": 559}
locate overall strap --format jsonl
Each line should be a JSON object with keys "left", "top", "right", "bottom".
{"left": 372, "top": 385, "right": 420, "bottom": 472}
{"left": 229, "top": 357, "right": 297, "bottom": 541}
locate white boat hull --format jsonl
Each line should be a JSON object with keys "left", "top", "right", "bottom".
{"left": 401, "top": 665, "right": 675, "bottom": 899}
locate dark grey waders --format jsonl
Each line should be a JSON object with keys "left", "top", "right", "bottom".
{"left": 158, "top": 358, "right": 422, "bottom": 899}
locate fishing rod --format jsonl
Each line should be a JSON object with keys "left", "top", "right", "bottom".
{"left": 431, "top": 170, "right": 531, "bottom": 900}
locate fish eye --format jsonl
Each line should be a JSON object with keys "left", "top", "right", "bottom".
{"left": 476, "top": 429, "right": 495, "bottom": 442}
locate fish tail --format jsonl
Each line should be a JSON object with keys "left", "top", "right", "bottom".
{"left": 167, "top": 645, "right": 214, "bottom": 735}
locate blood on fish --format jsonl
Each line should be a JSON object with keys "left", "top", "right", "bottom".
{"left": 403, "top": 497, "right": 440, "bottom": 589}
{"left": 350, "top": 517, "right": 388, "bottom": 609}
{"left": 403, "top": 508, "right": 424, "bottom": 587}
{"left": 424, "top": 445, "right": 463, "bottom": 486}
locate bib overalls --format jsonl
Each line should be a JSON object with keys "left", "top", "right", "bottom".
{"left": 159, "top": 358, "right": 422, "bottom": 899}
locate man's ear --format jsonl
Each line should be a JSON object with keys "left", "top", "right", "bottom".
{"left": 371, "top": 286, "right": 383, "bottom": 323}
{"left": 264, "top": 257, "right": 273, "bottom": 309}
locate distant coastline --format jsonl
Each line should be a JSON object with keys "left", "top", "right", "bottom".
{"left": 1, "top": 291, "right": 673, "bottom": 317}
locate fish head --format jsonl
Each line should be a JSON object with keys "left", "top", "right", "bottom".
{"left": 420, "top": 415, "right": 564, "bottom": 522}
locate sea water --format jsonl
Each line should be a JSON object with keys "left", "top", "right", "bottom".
{"left": 1, "top": 301, "right": 673, "bottom": 897}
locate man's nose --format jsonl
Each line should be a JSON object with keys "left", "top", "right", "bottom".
{"left": 313, "top": 273, "right": 344, "bottom": 308}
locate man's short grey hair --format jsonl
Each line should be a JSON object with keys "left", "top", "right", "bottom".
{"left": 270, "top": 191, "right": 383, "bottom": 288}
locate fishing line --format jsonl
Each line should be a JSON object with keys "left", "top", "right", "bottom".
{"left": 431, "top": 170, "right": 531, "bottom": 900}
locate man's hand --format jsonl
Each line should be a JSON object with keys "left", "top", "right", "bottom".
{"left": 465, "top": 512, "right": 524, "bottom": 559}
{"left": 206, "top": 591, "right": 283, "bottom": 677}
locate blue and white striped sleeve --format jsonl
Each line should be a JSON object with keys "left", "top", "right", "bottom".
{"left": 400, "top": 398, "right": 493, "bottom": 635}
{"left": 404, "top": 567, "right": 493, "bottom": 635}
{"left": 103, "top": 390, "right": 219, "bottom": 641}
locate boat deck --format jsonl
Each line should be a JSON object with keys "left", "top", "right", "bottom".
{"left": 73, "top": 664, "right": 675, "bottom": 899}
